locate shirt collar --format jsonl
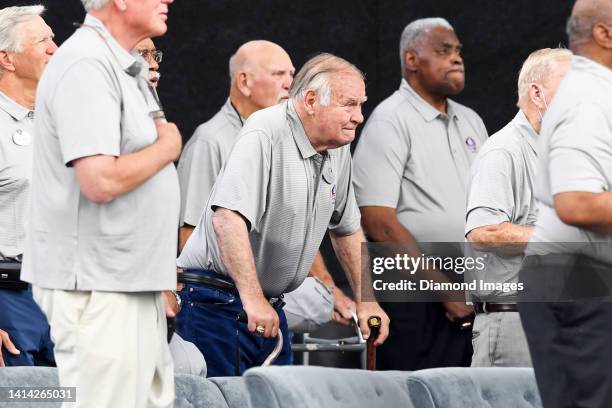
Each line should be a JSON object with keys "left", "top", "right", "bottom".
{"left": 223, "top": 98, "right": 246, "bottom": 128}
{"left": 399, "top": 78, "right": 457, "bottom": 122}
{"left": 572, "top": 55, "right": 612, "bottom": 85}
{"left": 82, "top": 14, "right": 138, "bottom": 76}
{"left": 513, "top": 110, "right": 538, "bottom": 154}
{"left": 287, "top": 99, "right": 318, "bottom": 159}
{"left": 0, "top": 90, "right": 33, "bottom": 121}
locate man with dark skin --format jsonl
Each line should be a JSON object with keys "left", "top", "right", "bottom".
{"left": 354, "top": 18, "right": 488, "bottom": 370}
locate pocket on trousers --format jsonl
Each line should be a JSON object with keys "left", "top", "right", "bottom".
{"left": 185, "top": 284, "right": 236, "bottom": 306}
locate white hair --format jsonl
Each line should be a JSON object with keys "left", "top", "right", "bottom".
{"left": 516, "top": 48, "right": 573, "bottom": 107}
{"left": 289, "top": 53, "right": 364, "bottom": 107}
{"left": 399, "top": 17, "right": 454, "bottom": 75}
{"left": 80, "top": 0, "right": 111, "bottom": 12}
{"left": 0, "top": 5, "right": 45, "bottom": 53}
{"left": 0, "top": 5, "right": 45, "bottom": 78}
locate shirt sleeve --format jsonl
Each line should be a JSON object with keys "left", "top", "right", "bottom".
{"left": 549, "top": 103, "right": 612, "bottom": 194}
{"left": 328, "top": 146, "right": 361, "bottom": 235}
{"left": 177, "top": 135, "right": 222, "bottom": 227}
{"left": 50, "top": 58, "right": 121, "bottom": 165}
{"left": 465, "top": 149, "right": 515, "bottom": 235}
{"left": 353, "top": 118, "right": 409, "bottom": 208}
{"left": 209, "top": 129, "right": 270, "bottom": 231}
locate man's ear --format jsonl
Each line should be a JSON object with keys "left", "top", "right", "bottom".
{"left": 236, "top": 72, "right": 251, "bottom": 97}
{"left": 113, "top": 0, "right": 128, "bottom": 12}
{"left": 592, "top": 22, "right": 612, "bottom": 49}
{"left": 528, "top": 83, "right": 546, "bottom": 111}
{"left": 302, "top": 89, "right": 317, "bottom": 115}
{"left": 0, "top": 51, "right": 16, "bottom": 73}
{"left": 404, "top": 50, "right": 418, "bottom": 73}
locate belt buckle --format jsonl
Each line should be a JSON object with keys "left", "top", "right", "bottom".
{"left": 482, "top": 302, "right": 488, "bottom": 314}
{"left": 268, "top": 295, "right": 285, "bottom": 308}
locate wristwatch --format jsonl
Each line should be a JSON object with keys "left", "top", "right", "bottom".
{"left": 172, "top": 290, "right": 182, "bottom": 312}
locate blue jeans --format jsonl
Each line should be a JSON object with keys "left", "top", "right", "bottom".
{"left": 176, "top": 270, "right": 292, "bottom": 377}
{"left": 0, "top": 286, "right": 55, "bottom": 366}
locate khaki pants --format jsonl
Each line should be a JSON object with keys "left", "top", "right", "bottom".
{"left": 34, "top": 288, "right": 174, "bottom": 408}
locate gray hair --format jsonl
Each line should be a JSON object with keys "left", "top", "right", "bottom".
{"left": 399, "top": 17, "right": 454, "bottom": 75}
{"left": 0, "top": 5, "right": 45, "bottom": 78}
{"left": 289, "top": 53, "right": 364, "bottom": 106}
{"left": 0, "top": 5, "right": 45, "bottom": 53}
{"left": 228, "top": 52, "right": 250, "bottom": 82}
{"left": 516, "top": 48, "right": 572, "bottom": 107}
{"left": 228, "top": 53, "right": 238, "bottom": 81}
{"left": 80, "top": 0, "right": 111, "bottom": 12}
{"left": 566, "top": 1, "right": 612, "bottom": 48}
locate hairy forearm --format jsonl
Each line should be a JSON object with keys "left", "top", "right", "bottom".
{"left": 212, "top": 208, "right": 264, "bottom": 301}
{"left": 308, "top": 251, "right": 334, "bottom": 287}
{"left": 555, "top": 192, "right": 612, "bottom": 234}
{"left": 466, "top": 222, "right": 533, "bottom": 253}
{"left": 330, "top": 229, "right": 365, "bottom": 303}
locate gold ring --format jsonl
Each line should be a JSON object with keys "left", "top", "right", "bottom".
{"left": 255, "top": 325, "right": 265, "bottom": 336}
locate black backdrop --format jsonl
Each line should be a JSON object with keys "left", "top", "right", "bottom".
{"left": 6, "top": 0, "right": 574, "bottom": 140}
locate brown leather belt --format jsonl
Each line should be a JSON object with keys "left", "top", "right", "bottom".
{"left": 474, "top": 302, "right": 518, "bottom": 314}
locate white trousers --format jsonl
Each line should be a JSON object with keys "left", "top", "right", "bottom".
{"left": 34, "top": 288, "right": 174, "bottom": 408}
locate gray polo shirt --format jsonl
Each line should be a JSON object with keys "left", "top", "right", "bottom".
{"left": 177, "top": 99, "right": 242, "bottom": 227}
{"left": 465, "top": 111, "right": 538, "bottom": 299}
{"left": 178, "top": 100, "right": 361, "bottom": 297}
{"left": 354, "top": 79, "right": 488, "bottom": 243}
{"left": 21, "top": 14, "right": 180, "bottom": 291}
{"left": 529, "top": 55, "right": 612, "bottom": 262}
{"left": 0, "top": 91, "right": 34, "bottom": 260}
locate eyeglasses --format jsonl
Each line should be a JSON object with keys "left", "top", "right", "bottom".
{"left": 138, "top": 49, "right": 163, "bottom": 64}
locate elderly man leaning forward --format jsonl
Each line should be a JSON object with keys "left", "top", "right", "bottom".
{"left": 178, "top": 53, "right": 390, "bottom": 377}
{"left": 465, "top": 48, "right": 572, "bottom": 368}
{"left": 518, "top": 1, "right": 612, "bottom": 407}
{"left": 353, "top": 17, "right": 488, "bottom": 370}
{"left": 21, "top": 0, "right": 181, "bottom": 406}
{"left": 0, "top": 4, "right": 57, "bottom": 368}
{"left": 177, "top": 40, "right": 356, "bottom": 341}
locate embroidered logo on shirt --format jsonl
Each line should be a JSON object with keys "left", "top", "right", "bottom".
{"left": 331, "top": 184, "right": 337, "bottom": 204}
{"left": 465, "top": 136, "right": 478, "bottom": 152}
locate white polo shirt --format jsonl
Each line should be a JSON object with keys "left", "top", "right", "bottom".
{"left": 21, "top": 14, "right": 180, "bottom": 291}
{"left": 0, "top": 91, "right": 34, "bottom": 260}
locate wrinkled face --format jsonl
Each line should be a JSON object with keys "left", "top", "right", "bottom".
{"left": 314, "top": 72, "right": 366, "bottom": 148}
{"left": 410, "top": 27, "right": 465, "bottom": 96}
{"left": 9, "top": 16, "right": 57, "bottom": 82}
{"left": 127, "top": 0, "right": 173, "bottom": 38}
{"left": 135, "top": 38, "right": 160, "bottom": 87}
{"left": 248, "top": 49, "right": 294, "bottom": 109}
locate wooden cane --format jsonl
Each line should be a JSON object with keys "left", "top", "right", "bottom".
{"left": 366, "top": 316, "right": 382, "bottom": 370}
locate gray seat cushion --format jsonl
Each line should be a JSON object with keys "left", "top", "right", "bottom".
{"left": 0, "top": 367, "right": 231, "bottom": 408}
{"left": 209, "top": 377, "right": 251, "bottom": 408}
{"left": 175, "top": 373, "right": 229, "bottom": 408}
{"left": 0, "top": 367, "right": 60, "bottom": 408}
{"left": 244, "top": 366, "right": 415, "bottom": 408}
{"left": 400, "top": 367, "right": 542, "bottom": 408}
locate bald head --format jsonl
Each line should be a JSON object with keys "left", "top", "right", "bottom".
{"left": 567, "top": 0, "right": 612, "bottom": 49}
{"left": 228, "top": 40, "right": 294, "bottom": 117}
